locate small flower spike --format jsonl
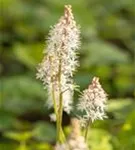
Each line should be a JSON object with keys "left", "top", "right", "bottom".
{"left": 78, "top": 77, "right": 108, "bottom": 127}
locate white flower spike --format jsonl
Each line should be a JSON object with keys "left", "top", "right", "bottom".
{"left": 37, "top": 5, "right": 80, "bottom": 114}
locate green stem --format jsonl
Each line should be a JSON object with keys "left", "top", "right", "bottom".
{"left": 50, "top": 56, "right": 65, "bottom": 143}
{"left": 52, "top": 83, "right": 59, "bottom": 141}
{"left": 57, "top": 58, "right": 65, "bottom": 143}
{"left": 85, "top": 118, "right": 91, "bottom": 142}
{"left": 59, "top": 92, "right": 65, "bottom": 142}
{"left": 49, "top": 56, "right": 65, "bottom": 143}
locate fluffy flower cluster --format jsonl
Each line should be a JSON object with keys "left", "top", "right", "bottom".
{"left": 78, "top": 77, "right": 107, "bottom": 127}
{"left": 37, "top": 5, "right": 80, "bottom": 113}
{"left": 54, "top": 118, "right": 88, "bottom": 150}
{"left": 55, "top": 143, "right": 68, "bottom": 150}
{"left": 67, "top": 118, "right": 88, "bottom": 150}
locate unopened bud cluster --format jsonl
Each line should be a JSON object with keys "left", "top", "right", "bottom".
{"left": 55, "top": 119, "right": 88, "bottom": 150}
{"left": 67, "top": 118, "right": 88, "bottom": 150}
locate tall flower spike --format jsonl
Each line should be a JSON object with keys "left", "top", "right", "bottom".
{"left": 78, "top": 77, "right": 107, "bottom": 127}
{"left": 36, "top": 5, "right": 80, "bottom": 114}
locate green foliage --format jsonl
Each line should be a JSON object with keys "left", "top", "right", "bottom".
{"left": 0, "top": 76, "right": 46, "bottom": 115}
{"left": 0, "top": 110, "right": 17, "bottom": 130}
{"left": 87, "top": 129, "right": 113, "bottom": 150}
{"left": 118, "top": 111, "right": 135, "bottom": 149}
{"left": 33, "top": 122, "right": 56, "bottom": 142}
{"left": 0, "top": 143, "right": 17, "bottom": 150}
{"left": 13, "top": 43, "right": 44, "bottom": 69}
{"left": 4, "top": 131, "right": 32, "bottom": 142}
{"left": 108, "top": 98, "right": 134, "bottom": 119}
{"left": 31, "top": 143, "right": 53, "bottom": 150}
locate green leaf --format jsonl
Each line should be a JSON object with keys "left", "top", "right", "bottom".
{"left": 108, "top": 99, "right": 134, "bottom": 119}
{"left": 13, "top": 43, "right": 44, "bottom": 69}
{"left": 4, "top": 131, "right": 32, "bottom": 142}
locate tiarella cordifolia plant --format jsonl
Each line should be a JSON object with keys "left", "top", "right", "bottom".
{"left": 37, "top": 4, "right": 108, "bottom": 149}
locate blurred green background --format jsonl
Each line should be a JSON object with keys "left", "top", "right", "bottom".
{"left": 0, "top": 0, "right": 135, "bottom": 150}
